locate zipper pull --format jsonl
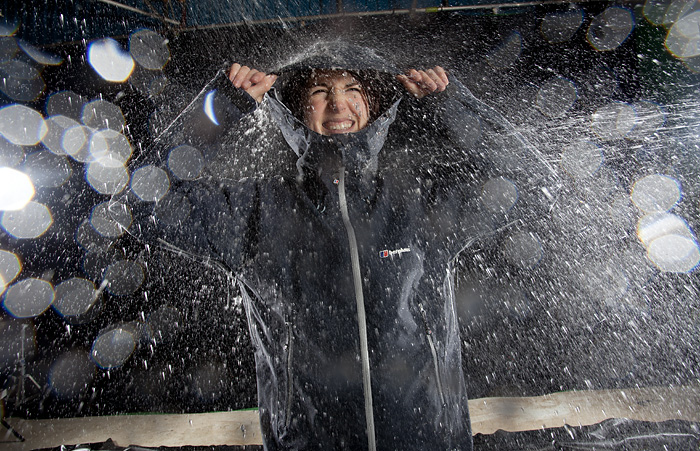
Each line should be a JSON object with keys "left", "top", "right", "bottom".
{"left": 417, "top": 302, "right": 432, "bottom": 335}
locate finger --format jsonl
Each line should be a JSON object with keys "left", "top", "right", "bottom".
{"left": 256, "top": 74, "right": 277, "bottom": 94}
{"left": 232, "top": 65, "right": 251, "bottom": 88}
{"left": 407, "top": 69, "right": 422, "bottom": 82}
{"left": 425, "top": 69, "right": 446, "bottom": 92}
{"left": 228, "top": 63, "right": 241, "bottom": 83}
{"left": 417, "top": 70, "right": 438, "bottom": 92}
{"left": 404, "top": 69, "right": 429, "bottom": 90}
{"left": 249, "top": 71, "right": 266, "bottom": 85}
{"left": 434, "top": 66, "right": 449, "bottom": 86}
{"left": 396, "top": 74, "right": 424, "bottom": 98}
{"left": 247, "top": 74, "right": 278, "bottom": 103}
{"left": 241, "top": 69, "right": 260, "bottom": 90}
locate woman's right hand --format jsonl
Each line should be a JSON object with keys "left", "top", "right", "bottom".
{"left": 228, "top": 63, "right": 278, "bottom": 103}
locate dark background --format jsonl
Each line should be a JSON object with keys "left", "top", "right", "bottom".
{"left": 0, "top": 0, "right": 698, "bottom": 420}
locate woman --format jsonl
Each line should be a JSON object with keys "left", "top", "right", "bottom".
{"left": 121, "top": 42, "right": 555, "bottom": 450}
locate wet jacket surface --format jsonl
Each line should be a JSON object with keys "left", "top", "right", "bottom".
{"left": 120, "top": 44, "right": 558, "bottom": 450}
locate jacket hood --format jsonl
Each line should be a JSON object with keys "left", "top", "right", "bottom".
{"left": 264, "top": 41, "right": 405, "bottom": 178}
{"left": 270, "top": 41, "right": 400, "bottom": 75}
{"left": 269, "top": 41, "right": 403, "bottom": 125}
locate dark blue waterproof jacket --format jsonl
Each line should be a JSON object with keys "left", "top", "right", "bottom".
{"left": 117, "top": 43, "right": 559, "bottom": 450}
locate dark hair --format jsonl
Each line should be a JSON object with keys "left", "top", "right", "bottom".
{"left": 281, "top": 69, "right": 384, "bottom": 124}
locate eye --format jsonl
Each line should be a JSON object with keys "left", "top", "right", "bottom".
{"left": 347, "top": 87, "right": 362, "bottom": 93}
{"left": 310, "top": 87, "right": 328, "bottom": 96}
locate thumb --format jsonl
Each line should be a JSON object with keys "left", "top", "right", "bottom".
{"left": 248, "top": 75, "right": 277, "bottom": 103}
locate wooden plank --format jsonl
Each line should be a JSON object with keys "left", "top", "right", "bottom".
{"left": 1, "top": 410, "right": 262, "bottom": 450}
{"left": 469, "top": 385, "right": 700, "bottom": 435}
{"left": 2, "top": 385, "right": 699, "bottom": 449}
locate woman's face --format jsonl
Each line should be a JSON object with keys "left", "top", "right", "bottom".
{"left": 303, "top": 70, "right": 370, "bottom": 135}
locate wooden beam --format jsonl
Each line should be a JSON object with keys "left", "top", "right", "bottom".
{"left": 1, "top": 409, "right": 262, "bottom": 449}
{"left": 469, "top": 385, "right": 700, "bottom": 435}
{"left": 2, "top": 385, "right": 699, "bottom": 449}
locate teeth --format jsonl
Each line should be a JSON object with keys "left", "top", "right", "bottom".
{"left": 326, "top": 122, "right": 352, "bottom": 130}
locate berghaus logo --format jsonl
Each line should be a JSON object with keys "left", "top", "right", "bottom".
{"left": 379, "top": 248, "right": 411, "bottom": 258}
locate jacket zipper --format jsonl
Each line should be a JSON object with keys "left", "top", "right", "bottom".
{"left": 284, "top": 321, "right": 294, "bottom": 429}
{"left": 337, "top": 168, "right": 377, "bottom": 451}
{"left": 418, "top": 302, "right": 447, "bottom": 407}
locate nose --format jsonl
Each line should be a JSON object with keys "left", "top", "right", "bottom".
{"left": 327, "top": 89, "right": 348, "bottom": 112}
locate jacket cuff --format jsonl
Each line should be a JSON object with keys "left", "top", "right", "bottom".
{"left": 211, "top": 69, "right": 258, "bottom": 116}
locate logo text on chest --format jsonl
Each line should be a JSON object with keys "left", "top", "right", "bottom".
{"left": 379, "top": 248, "right": 411, "bottom": 259}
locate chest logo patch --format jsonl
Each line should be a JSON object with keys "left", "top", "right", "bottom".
{"left": 379, "top": 248, "right": 411, "bottom": 259}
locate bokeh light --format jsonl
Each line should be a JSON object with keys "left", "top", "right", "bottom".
{"left": 0, "top": 104, "right": 48, "bottom": 146}
{"left": 168, "top": 145, "right": 204, "bottom": 180}
{"left": 631, "top": 174, "right": 681, "bottom": 213}
{"left": 643, "top": 0, "right": 673, "bottom": 26}
{"left": 90, "top": 201, "right": 132, "bottom": 238}
{"left": 81, "top": 250, "right": 120, "bottom": 280}
{"left": 3, "top": 277, "right": 55, "bottom": 318}
{"left": 1, "top": 201, "right": 52, "bottom": 238}
{"left": 637, "top": 212, "right": 692, "bottom": 247}
{"left": 646, "top": 234, "right": 700, "bottom": 273}
{"left": 204, "top": 90, "right": 220, "bottom": 126}
{"left": 0, "top": 167, "right": 34, "bottom": 210}
{"left": 81, "top": 99, "right": 126, "bottom": 132}
{"left": 91, "top": 325, "right": 138, "bottom": 369}
{"left": 662, "top": 0, "right": 696, "bottom": 27}
{"left": 53, "top": 277, "right": 100, "bottom": 318}
{"left": 48, "top": 350, "right": 95, "bottom": 399}
{"left": 0, "top": 36, "right": 19, "bottom": 63}
{"left": 85, "top": 159, "right": 129, "bottom": 195}
{"left": 87, "top": 37, "right": 135, "bottom": 82}
{"left": 130, "top": 71, "right": 169, "bottom": 97}
{"left": 636, "top": 212, "right": 700, "bottom": 272}
{"left": 130, "top": 165, "right": 170, "bottom": 202}
{"left": 46, "top": 91, "right": 88, "bottom": 121}
{"left": 0, "top": 249, "right": 21, "bottom": 294}
{"left": 0, "top": 59, "right": 46, "bottom": 101}
{"left": 502, "top": 231, "right": 543, "bottom": 269}
{"left": 0, "top": 21, "right": 18, "bottom": 37}
{"left": 540, "top": 9, "right": 584, "bottom": 44}
{"left": 76, "top": 219, "right": 113, "bottom": 252}
{"left": 665, "top": 10, "right": 700, "bottom": 58}
{"left": 88, "top": 128, "right": 133, "bottom": 164}
{"left": 1, "top": 0, "right": 699, "bottom": 421}
{"left": 63, "top": 125, "right": 91, "bottom": 161}
{"left": 0, "top": 136, "right": 24, "bottom": 166}
{"left": 486, "top": 31, "right": 522, "bottom": 69}
{"left": 17, "top": 39, "right": 63, "bottom": 66}
{"left": 21, "top": 150, "right": 72, "bottom": 188}
{"left": 560, "top": 140, "right": 603, "bottom": 180}
{"left": 586, "top": 7, "right": 635, "bottom": 52}
{"left": 591, "top": 102, "right": 636, "bottom": 140}
{"left": 103, "top": 259, "right": 144, "bottom": 296}
{"left": 42, "top": 115, "right": 82, "bottom": 155}
{"left": 480, "top": 177, "right": 518, "bottom": 214}
{"left": 578, "top": 261, "right": 630, "bottom": 307}
{"left": 627, "top": 101, "right": 667, "bottom": 140}
{"left": 536, "top": 76, "right": 577, "bottom": 118}
{"left": 129, "top": 29, "right": 170, "bottom": 70}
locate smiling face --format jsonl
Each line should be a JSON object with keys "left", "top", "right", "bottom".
{"left": 303, "top": 70, "right": 370, "bottom": 135}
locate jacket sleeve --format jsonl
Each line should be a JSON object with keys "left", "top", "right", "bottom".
{"left": 397, "top": 77, "right": 563, "bottom": 259}
{"left": 109, "top": 70, "right": 260, "bottom": 271}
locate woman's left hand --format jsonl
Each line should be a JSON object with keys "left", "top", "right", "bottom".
{"left": 396, "top": 66, "right": 449, "bottom": 99}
